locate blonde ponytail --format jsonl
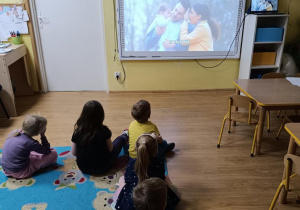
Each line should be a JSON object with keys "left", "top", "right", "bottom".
{"left": 7, "top": 129, "right": 22, "bottom": 139}
{"left": 134, "top": 133, "right": 158, "bottom": 182}
{"left": 135, "top": 143, "right": 150, "bottom": 182}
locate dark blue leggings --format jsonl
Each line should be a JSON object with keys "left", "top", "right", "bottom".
{"left": 111, "top": 134, "right": 128, "bottom": 159}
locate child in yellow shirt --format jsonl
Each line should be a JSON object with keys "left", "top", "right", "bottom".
{"left": 128, "top": 99, "right": 175, "bottom": 158}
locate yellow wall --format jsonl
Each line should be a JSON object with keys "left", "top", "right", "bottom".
{"left": 103, "top": 0, "right": 239, "bottom": 91}
{"left": 2, "top": 0, "right": 300, "bottom": 91}
{"left": 0, "top": 0, "right": 39, "bottom": 91}
{"left": 104, "top": 0, "right": 300, "bottom": 91}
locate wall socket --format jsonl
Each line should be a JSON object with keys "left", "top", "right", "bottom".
{"left": 114, "top": 71, "right": 121, "bottom": 78}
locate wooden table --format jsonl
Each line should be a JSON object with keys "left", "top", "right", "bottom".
{"left": 0, "top": 44, "right": 33, "bottom": 117}
{"left": 279, "top": 123, "right": 300, "bottom": 203}
{"left": 233, "top": 79, "right": 300, "bottom": 155}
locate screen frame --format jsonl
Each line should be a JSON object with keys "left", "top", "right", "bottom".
{"left": 116, "top": 0, "right": 246, "bottom": 60}
{"left": 250, "top": 0, "right": 279, "bottom": 14}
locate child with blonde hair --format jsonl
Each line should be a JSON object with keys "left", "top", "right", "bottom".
{"left": 128, "top": 99, "right": 175, "bottom": 159}
{"left": 1, "top": 115, "right": 58, "bottom": 178}
{"left": 133, "top": 177, "right": 167, "bottom": 210}
{"left": 116, "top": 133, "right": 180, "bottom": 210}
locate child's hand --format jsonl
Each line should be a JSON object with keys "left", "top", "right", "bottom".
{"left": 163, "top": 39, "right": 175, "bottom": 49}
{"left": 156, "top": 26, "right": 166, "bottom": 36}
{"left": 150, "top": 132, "right": 163, "bottom": 143}
{"left": 40, "top": 128, "right": 47, "bottom": 137}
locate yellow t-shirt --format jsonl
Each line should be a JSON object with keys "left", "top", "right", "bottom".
{"left": 128, "top": 120, "right": 159, "bottom": 158}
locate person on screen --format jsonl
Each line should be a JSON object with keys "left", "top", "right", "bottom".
{"left": 256, "top": 0, "right": 266, "bottom": 11}
{"left": 257, "top": 0, "right": 266, "bottom": 11}
{"left": 144, "top": 0, "right": 191, "bottom": 51}
{"left": 146, "top": 3, "right": 171, "bottom": 36}
{"left": 180, "top": 4, "right": 221, "bottom": 51}
{"left": 265, "top": 1, "right": 273, "bottom": 11}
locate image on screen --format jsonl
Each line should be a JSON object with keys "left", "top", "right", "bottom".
{"left": 117, "top": 0, "right": 245, "bottom": 59}
{"left": 250, "top": 0, "right": 278, "bottom": 12}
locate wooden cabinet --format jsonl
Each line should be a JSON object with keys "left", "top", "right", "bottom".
{"left": 239, "top": 14, "right": 289, "bottom": 79}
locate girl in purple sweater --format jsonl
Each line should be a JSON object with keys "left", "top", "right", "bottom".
{"left": 1, "top": 115, "right": 58, "bottom": 178}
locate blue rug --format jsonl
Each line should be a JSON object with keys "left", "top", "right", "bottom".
{"left": 0, "top": 147, "right": 130, "bottom": 210}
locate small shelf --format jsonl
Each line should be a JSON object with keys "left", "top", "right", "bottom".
{"left": 238, "top": 14, "right": 288, "bottom": 79}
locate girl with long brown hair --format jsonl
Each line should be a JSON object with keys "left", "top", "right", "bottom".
{"left": 71, "top": 100, "right": 128, "bottom": 174}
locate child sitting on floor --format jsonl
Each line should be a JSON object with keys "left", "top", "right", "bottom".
{"left": 128, "top": 99, "right": 175, "bottom": 159}
{"left": 115, "top": 133, "right": 180, "bottom": 210}
{"left": 1, "top": 114, "right": 58, "bottom": 178}
{"left": 71, "top": 100, "right": 128, "bottom": 175}
{"left": 133, "top": 177, "right": 168, "bottom": 210}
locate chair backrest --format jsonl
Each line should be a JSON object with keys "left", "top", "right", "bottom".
{"left": 284, "top": 154, "right": 300, "bottom": 175}
{"left": 228, "top": 95, "right": 257, "bottom": 124}
{"left": 229, "top": 95, "right": 257, "bottom": 110}
{"left": 262, "top": 72, "right": 285, "bottom": 79}
{"left": 294, "top": 73, "right": 300, "bottom": 77}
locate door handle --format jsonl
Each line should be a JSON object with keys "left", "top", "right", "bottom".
{"left": 38, "top": 12, "right": 49, "bottom": 29}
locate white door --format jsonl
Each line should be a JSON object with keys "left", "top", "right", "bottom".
{"left": 32, "top": 0, "right": 107, "bottom": 91}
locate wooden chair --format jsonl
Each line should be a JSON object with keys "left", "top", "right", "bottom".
{"left": 294, "top": 73, "right": 300, "bottom": 77}
{"left": 276, "top": 116, "right": 300, "bottom": 139}
{"left": 262, "top": 72, "right": 285, "bottom": 79}
{"left": 270, "top": 154, "right": 300, "bottom": 209}
{"left": 0, "top": 85, "right": 10, "bottom": 119}
{"left": 275, "top": 73, "right": 300, "bottom": 139}
{"left": 261, "top": 72, "right": 285, "bottom": 131}
{"left": 217, "top": 95, "right": 259, "bottom": 157}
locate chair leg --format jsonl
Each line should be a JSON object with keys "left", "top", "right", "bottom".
{"left": 251, "top": 125, "right": 258, "bottom": 157}
{"left": 254, "top": 107, "right": 258, "bottom": 115}
{"left": 267, "top": 111, "right": 270, "bottom": 132}
{"left": 217, "top": 114, "right": 228, "bottom": 148}
{"left": 0, "top": 97, "right": 10, "bottom": 119}
{"left": 276, "top": 118, "right": 286, "bottom": 140}
{"left": 282, "top": 110, "right": 286, "bottom": 118}
{"left": 277, "top": 110, "right": 281, "bottom": 118}
{"left": 270, "top": 182, "right": 285, "bottom": 210}
{"left": 228, "top": 117, "right": 231, "bottom": 133}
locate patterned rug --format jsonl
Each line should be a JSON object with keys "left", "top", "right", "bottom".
{"left": 0, "top": 147, "right": 129, "bottom": 210}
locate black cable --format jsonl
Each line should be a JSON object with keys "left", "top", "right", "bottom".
{"left": 113, "top": 0, "right": 126, "bottom": 84}
{"left": 195, "top": 14, "right": 248, "bottom": 69}
{"left": 118, "top": 61, "right": 126, "bottom": 84}
{"left": 113, "top": 0, "right": 118, "bottom": 61}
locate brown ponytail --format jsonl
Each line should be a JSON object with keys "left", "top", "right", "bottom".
{"left": 207, "top": 18, "right": 221, "bottom": 40}
{"left": 134, "top": 133, "right": 158, "bottom": 182}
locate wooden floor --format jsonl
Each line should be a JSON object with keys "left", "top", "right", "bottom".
{"left": 0, "top": 91, "right": 299, "bottom": 209}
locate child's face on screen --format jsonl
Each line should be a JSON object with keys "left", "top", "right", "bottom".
{"left": 161, "top": 8, "right": 171, "bottom": 19}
